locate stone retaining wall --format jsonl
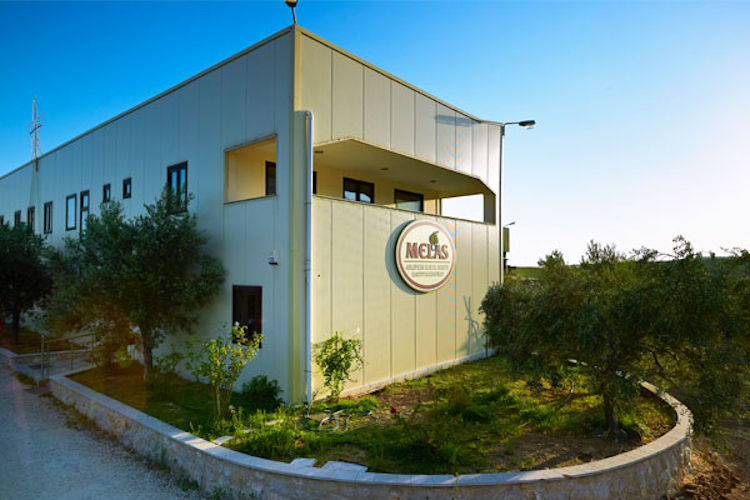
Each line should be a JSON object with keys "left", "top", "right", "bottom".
{"left": 50, "top": 375, "right": 692, "bottom": 499}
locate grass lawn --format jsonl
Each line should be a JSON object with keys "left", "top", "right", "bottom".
{"left": 69, "top": 356, "right": 675, "bottom": 475}
{"left": 0, "top": 324, "right": 83, "bottom": 355}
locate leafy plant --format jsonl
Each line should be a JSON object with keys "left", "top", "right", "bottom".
{"left": 186, "top": 324, "right": 262, "bottom": 419}
{"left": 0, "top": 221, "right": 52, "bottom": 342}
{"left": 238, "top": 375, "right": 284, "bottom": 413}
{"left": 482, "top": 236, "right": 750, "bottom": 436}
{"left": 314, "top": 331, "right": 364, "bottom": 400}
{"left": 41, "top": 188, "right": 225, "bottom": 379}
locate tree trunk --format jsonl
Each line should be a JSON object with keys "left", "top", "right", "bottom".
{"left": 602, "top": 390, "right": 618, "bottom": 438}
{"left": 141, "top": 327, "right": 153, "bottom": 381}
{"left": 215, "top": 386, "right": 222, "bottom": 419}
{"left": 10, "top": 309, "right": 20, "bottom": 344}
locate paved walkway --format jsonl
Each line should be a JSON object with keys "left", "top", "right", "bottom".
{"left": 0, "top": 365, "right": 202, "bottom": 499}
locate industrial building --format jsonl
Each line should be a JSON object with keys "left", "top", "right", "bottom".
{"left": 0, "top": 26, "right": 505, "bottom": 403}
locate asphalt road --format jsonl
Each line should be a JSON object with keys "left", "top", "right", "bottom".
{"left": 0, "top": 365, "right": 202, "bottom": 500}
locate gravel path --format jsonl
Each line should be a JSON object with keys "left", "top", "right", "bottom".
{"left": 0, "top": 365, "right": 203, "bottom": 500}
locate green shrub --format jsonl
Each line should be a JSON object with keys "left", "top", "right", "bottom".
{"left": 186, "top": 324, "right": 262, "bottom": 419}
{"left": 314, "top": 331, "right": 364, "bottom": 400}
{"left": 237, "top": 375, "right": 284, "bottom": 412}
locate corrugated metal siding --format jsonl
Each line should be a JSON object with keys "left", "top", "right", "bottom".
{"left": 298, "top": 34, "right": 498, "bottom": 194}
{"left": 312, "top": 197, "right": 497, "bottom": 394}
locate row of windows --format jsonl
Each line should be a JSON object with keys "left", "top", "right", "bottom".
{"left": 342, "top": 177, "right": 424, "bottom": 212}
{"left": 2, "top": 167, "right": 174, "bottom": 233}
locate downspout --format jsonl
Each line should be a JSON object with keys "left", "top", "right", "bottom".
{"left": 304, "top": 110, "right": 314, "bottom": 404}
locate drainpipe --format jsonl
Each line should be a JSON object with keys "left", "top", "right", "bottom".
{"left": 498, "top": 124, "right": 505, "bottom": 285}
{"left": 304, "top": 110, "right": 314, "bottom": 404}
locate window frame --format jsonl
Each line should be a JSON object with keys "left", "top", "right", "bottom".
{"left": 43, "top": 201, "right": 53, "bottom": 234}
{"left": 103, "top": 183, "right": 111, "bottom": 203}
{"left": 265, "top": 161, "right": 277, "bottom": 196}
{"left": 79, "top": 190, "right": 90, "bottom": 233}
{"left": 65, "top": 194, "right": 77, "bottom": 231}
{"left": 394, "top": 189, "right": 424, "bottom": 212}
{"left": 343, "top": 177, "right": 375, "bottom": 204}
{"left": 27, "top": 206, "right": 35, "bottom": 231}
{"left": 167, "top": 162, "right": 188, "bottom": 212}
{"left": 122, "top": 177, "right": 132, "bottom": 199}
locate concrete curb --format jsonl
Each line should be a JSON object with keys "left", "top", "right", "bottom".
{"left": 49, "top": 372, "right": 693, "bottom": 499}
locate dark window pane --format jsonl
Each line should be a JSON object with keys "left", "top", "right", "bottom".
{"left": 343, "top": 177, "right": 375, "bottom": 204}
{"left": 14, "top": 211, "right": 21, "bottom": 226}
{"left": 44, "top": 202, "right": 53, "bottom": 234}
{"left": 66, "top": 194, "right": 76, "bottom": 230}
{"left": 166, "top": 162, "right": 188, "bottom": 212}
{"left": 123, "top": 178, "right": 132, "bottom": 199}
{"left": 232, "top": 285, "right": 263, "bottom": 347}
{"left": 27, "top": 206, "right": 35, "bottom": 231}
{"left": 103, "top": 184, "right": 111, "bottom": 203}
{"left": 313, "top": 171, "right": 317, "bottom": 195}
{"left": 395, "top": 189, "right": 424, "bottom": 212}
{"left": 265, "top": 161, "right": 276, "bottom": 196}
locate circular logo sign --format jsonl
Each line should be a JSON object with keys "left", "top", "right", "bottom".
{"left": 395, "top": 220, "right": 455, "bottom": 293}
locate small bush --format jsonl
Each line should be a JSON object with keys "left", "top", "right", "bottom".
{"left": 314, "top": 331, "right": 364, "bottom": 400}
{"left": 238, "top": 375, "right": 284, "bottom": 413}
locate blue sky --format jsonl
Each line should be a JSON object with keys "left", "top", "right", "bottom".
{"left": 1, "top": 1, "right": 748, "bottom": 265}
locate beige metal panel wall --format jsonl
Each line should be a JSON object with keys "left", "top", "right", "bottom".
{"left": 332, "top": 52, "right": 364, "bottom": 140}
{"left": 390, "top": 82, "right": 415, "bottom": 156}
{"left": 362, "top": 206, "right": 392, "bottom": 385}
{"left": 364, "top": 68, "right": 391, "bottom": 148}
{"left": 299, "top": 35, "right": 332, "bottom": 144}
{"left": 389, "top": 209, "right": 417, "bottom": 377}
{"left": 472, "top": 122, "right": 489, "bottom": 184}
{"left": 246, "top": 42, "right": 277, "bottom": 140}
{"left": 297, "top": 33, "right": 497, "bottom": 193}
{"left": 454, "top": 219, "right": 472, "bottom": 357}
{"left": 455, "top": 113, "right": 473, "bottom": 176}
{"left": 436, "top": 104, "right": 456, "bottom": 170}
{"left": 436, "top": 217, "right": 457, "bottom": 363}
{"left": 414, "top": 94, "right": 437, "bottom": 163}
{"left": 471, "top": 224, "right": 489, "bottom": 355}
{"left": 312, "top": 197, "right": 495, "bottom": 395}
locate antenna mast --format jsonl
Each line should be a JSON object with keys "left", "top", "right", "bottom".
{"left": 27, "top": 98, "right": 44, "bottom": 160}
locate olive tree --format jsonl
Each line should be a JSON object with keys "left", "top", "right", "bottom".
{"left": 0, "top": 221, "right": 52, "bottom": 342}
{"left": 45, "top": 189, "right": 225, "bottom": 378}
{"left": 481, "top": 237, "right": 749, "bottom": 436}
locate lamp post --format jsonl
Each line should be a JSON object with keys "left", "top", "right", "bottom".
{"left": 497, "top": 120, "right": 535, "bottom": 285}
{"left": 285, "top": 0, "right": 298, "bottom": 25}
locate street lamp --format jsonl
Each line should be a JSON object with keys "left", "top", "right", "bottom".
{"left": 285, "top": 0, "right": 298, "bottom": 25}
{"left": 495, "top": 120, "right": 535, "bottom": 284}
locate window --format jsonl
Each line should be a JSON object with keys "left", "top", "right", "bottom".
{"left": 395, "top": 189, "right": 424, "bottom": 212}
{"left": 27, "top": 206, "right": 35, "bottom": 231}
{"left": 103, "top": 183, "right": 111, "bottom": 203}
{"left": 44, "top": 202, "right": 53, "bottom": 234}
{"left": 313, "top": 171, "right": 317, "bottom": 195}
{"left": 343, "top": 177, "right": 374, "bottom": 203}
{"left": 80, "top": 190, "right": 90, "bottom": 232}
{"left": 14, "top": 210, "right": 21, "bottom": 226}
{"left": 167, "top": 162, "right": 188, "bottom": 211}
{"left": 232, "top": 285, "right": 263, "bottom": 347}
{"left": 0, "top": 215, "right": 4, "bottom": 226}
{"left": 66, "top": 194, "right": 77, "bottom": 231}
{"left": 122, "top": 177, "right": 132, "bottom": 199}
{"left": 265, "top": 161, "right": 276, "bottom": 196}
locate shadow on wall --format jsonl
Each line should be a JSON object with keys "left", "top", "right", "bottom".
{"left": 463, "top": 295, "right": 484, "bottom": 356}
{"left": 384, "top": 219, "right": 420, "bottom": 295}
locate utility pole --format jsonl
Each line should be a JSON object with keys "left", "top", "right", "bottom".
{"left": 27, "top": 98, "right": 44, "bottom": 160}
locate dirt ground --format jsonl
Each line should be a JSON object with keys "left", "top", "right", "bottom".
{"left": 672, "top": 427, "right": 750, "bottom": 499}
